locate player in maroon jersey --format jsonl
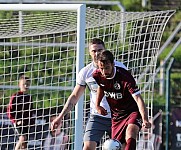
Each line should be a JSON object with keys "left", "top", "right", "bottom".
{"left": 93, "top": 50, "right": 151, "bottom": 150}
{"left": 7, "top": 75, "right": 34, "bottom": 150}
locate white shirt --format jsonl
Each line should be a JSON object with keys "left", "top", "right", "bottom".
{"left": 77, "top": 61, "right": 127, "bottom": 118}
{"left": 137, "top": 134, "right": 155, "bottom": 150}
{"left": 44, "top": 132, "right": 65, "bottom": 150}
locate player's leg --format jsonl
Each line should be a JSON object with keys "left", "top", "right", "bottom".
{"left": 124, "top": 112, "right": 142, "bottom": 150}
{"left": 83, "top": 141, "right": 97, "bottom": 150}
{"left": 83, "top": 115, "right": 111, "bottom": 150}
{"left": 124, "top": 124, "right": 139, "bottom": 150}
{"left": 111, "top": 112, "right": 142, "bottom": 150}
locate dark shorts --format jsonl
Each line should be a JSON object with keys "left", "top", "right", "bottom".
{"left": 112, "top": 111, "right": 142, "bottom": 144}
{"left": 83, "top": 114, "right": 111, "bottom": 145}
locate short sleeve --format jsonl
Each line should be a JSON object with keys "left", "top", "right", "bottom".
{"left": 76, "top": 67, "right": 86, "bottom": 86}
{"left": 114, "top": 61, "right": 127, "bottom": 70}
{"left": 127, "top": 77, "right": 140, "bottom": 96}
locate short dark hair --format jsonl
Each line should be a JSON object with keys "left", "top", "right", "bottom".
{"left": 19, "top": 75, "right": 30, "bottom": 81}
{"left": 89, "top": 38, "right": 105, "bottom": 48}
{"left": 97, "top": 50, "right": 114, "bottom": 64}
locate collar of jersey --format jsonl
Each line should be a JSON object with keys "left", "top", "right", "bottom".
{"left": 106, "top": 67, "right": 116, "bottom": 79}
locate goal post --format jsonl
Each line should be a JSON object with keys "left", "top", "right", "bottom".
{"left": 0, "top": 4, "right": 175, "bottom": 150}
{"left": 0, "top": 4, "right": 86, "bottom": 150}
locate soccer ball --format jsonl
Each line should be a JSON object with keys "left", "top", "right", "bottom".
{"left": 102, "top": 139, "right": 122, "bottom": 150}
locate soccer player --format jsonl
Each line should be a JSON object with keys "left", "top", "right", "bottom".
{"left": 7, "top": 75, "right": 34, "bottom": 150}
{"left": 93, "top": 50, "right": 151, "bottom": 150}
{"left": 51, "top": 38, "right": 127, "bottom": 150}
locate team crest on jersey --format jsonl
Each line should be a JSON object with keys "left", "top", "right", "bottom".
{"left": 114, "top": 82, "right": 121, "bottom": 90}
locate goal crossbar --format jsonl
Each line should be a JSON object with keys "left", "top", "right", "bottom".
{"left": 0, "top": 4, "right": 84, "bottom": 11}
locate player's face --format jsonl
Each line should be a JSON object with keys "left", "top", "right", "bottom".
{"left": 89, "top": 44, "right": 105, "bottom": 64}
{"left": 19, "top": 79, "right": 30, "bottom": 92}
{"left": 98, "top": 61, "right": 114, "bottom": 78}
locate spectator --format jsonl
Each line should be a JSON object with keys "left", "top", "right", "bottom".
{"left": 43, "top": 113, "right": 69, "bottom": 150}
{"left": 7, "top": 75, "right": 34, "bottom": 150}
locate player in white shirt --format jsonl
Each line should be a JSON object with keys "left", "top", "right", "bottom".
{"left": 51, "top": 38, "right": 127, "bottom": 150}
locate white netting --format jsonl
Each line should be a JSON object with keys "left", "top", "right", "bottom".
{"left": 0, "top": 6, "right": 175, "bottom": 150}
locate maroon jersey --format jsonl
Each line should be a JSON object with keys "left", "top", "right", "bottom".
{"left": 7, "top": 91, "right": 33, "bottom": 124}
{"left": 93, "top": 66, "right": 141, "bottom": 121}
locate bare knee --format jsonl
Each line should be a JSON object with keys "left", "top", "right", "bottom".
{"left": 83, "top": 141, "right": 97, "bottom": 150}
{"left": 125, "top": 124, "right": 139, "bottom": 141}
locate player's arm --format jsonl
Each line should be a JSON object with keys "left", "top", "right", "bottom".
{"left": 10, "top": 96, "right": 17, "bottom": 119}
{"left": 30, "top": 96, "right": 34, "bottom": 109}
{"left": 95, "top": 86, "right": 108, "bottom": 116}
{"left": 30, "top": 96, "right": 34, "bottom": 116}
{"left": 132, "top": 94, "right": 151, "bottom": 129}
{"left": 10, "top": 95, "right": 22, "bottom": 125}
{"left": 29, "top": 96, "right": 35, "bottom": 124}
{"left": 51, "top": 84, "right": 85, "bottom": 131}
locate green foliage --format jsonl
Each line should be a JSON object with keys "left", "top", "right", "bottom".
{"left": 154, "top": 71, "right": 181, "bottom": 106}
{"left": 31, "top": 89, "right": 71, "bottom": 108}
{"left": 158, "top": 45, "right": 181, "bottom": 68}
{"left": 153, "top": 94, "right": 166, "bottom": 105}
{"left": 162, "top": 11, "right": 181, "bottom": 43}
{"left": 171, "top": 72, "right": 181, "bottom": 79}
{"left": 119, "top": 0, "right": 145, "bottom": 11}
{"left": 170, "top": 74, "right": 181, "bottom": 105}
{"left": 0, "top": 11, "right": 13, "bottom": 19}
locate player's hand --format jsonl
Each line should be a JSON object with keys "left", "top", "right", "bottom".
{"left": 51, "top": 117, "right": 61, "bottom": 131}
{"left": 96, "top": 106, "right": 108, "bottom": 116}
{"left": 142, "top": 121, "right": 151, "bottom": 129}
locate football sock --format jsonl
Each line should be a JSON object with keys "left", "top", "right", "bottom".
{"left": 125, "top": 138, "right": 136, "bottom": 150}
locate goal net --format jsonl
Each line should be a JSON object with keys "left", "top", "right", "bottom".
{"left": 0, "top": 4, "right": 175, "bottom": 150}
